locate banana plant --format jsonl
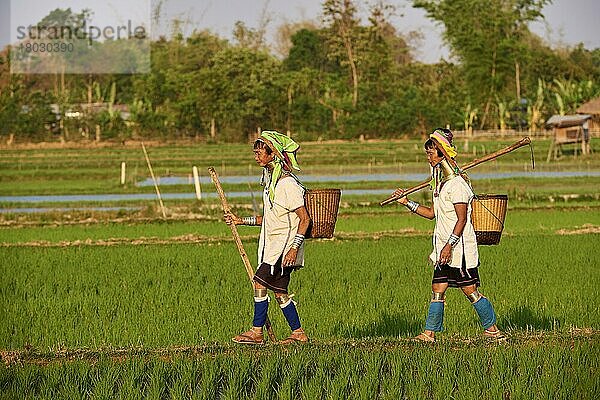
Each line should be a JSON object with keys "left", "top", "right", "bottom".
{"left": 527, "top": 79, "right": 545, "bottom": 132}
{"left": 551, "top": 78, "right": 599, "bottom": 115}
{"left": 554, "top": 92, "right": 565, "bottom": 116}
{"left": 496, "top": 99, "right": 510, "bottom": 132}
{"left": 463, "top": 103, "right": 478, "bottom": 135}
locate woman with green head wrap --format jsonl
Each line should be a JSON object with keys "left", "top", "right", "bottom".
{"left": 225, "top": 130, "right": 311, "bottom": 345}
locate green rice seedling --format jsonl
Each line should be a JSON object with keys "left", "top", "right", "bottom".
{"left": 350, "top": 352, "right": 385, "bottom": 400}
{"left": 34, "top": 362, "right": 89, "bottom": 399}
{"left": 275, "top": 350, "right": 308, "bottom": 400}
{"left": 2, "top": 364, "right": 40, "bottom": 399}
{"left": 88, "top": 359, "right": 122, "bottom": 399}
{"left": 115, "top": 359, "right": 145, "bottom": 400}
{"left": 1, "top": 342, "right": 598, "bottom": 399}
{"left": 296, "top": 356, "right": 327, "bottom": 399}
{"left": 378, "top": 351, "right": 412, "bottom": 399}
{"left": 168, "top": 358, "right": 200, "bottom": 400}
{"left": 32, "top": 364, "right": 60, "bottom": 399}
{"left": 143, "top": 359, "right": 170, "bottom": 399}
{"left": 253, "top": 352, "right": 283, "bottom": 400}
{"left": 325, "top": 356, "right": 355, "bottom": 399}
{"left": 194, "top": 356, "right": 223, "bottom": 400}
{"left": 220, "top": 355, "right": 255, "bottom": 400}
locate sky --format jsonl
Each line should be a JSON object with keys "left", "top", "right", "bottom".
{"left": 2, "top": 0, "right": 600, "bottom": 64}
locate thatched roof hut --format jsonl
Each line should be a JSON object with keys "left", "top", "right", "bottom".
{"left": 545, "top": 114, "right": 592, "bottom": 160}
{"left": 577, "top": 98, "right": 600, "bottom": 114}
{"left": 577, "top": 98, "right": 600, "bottom": 132}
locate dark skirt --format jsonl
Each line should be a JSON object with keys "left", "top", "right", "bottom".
{"left": 253, "top": 256, "right": 299, "bottom": 294}
{"left": 432, "top": 263, "right": 480, "bottom": 288}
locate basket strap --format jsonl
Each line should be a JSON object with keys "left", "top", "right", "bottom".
{"left": 289, "top": 172, "right": 307, "bottom": 191}
{"left": 267, "top": 172, "right": 307, "bottom": 212}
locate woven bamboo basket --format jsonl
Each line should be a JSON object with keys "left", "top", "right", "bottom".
{"left": 471, "top": 194, "right": 508, "bottom": 245}
{"left": 304, "top": 189, "right": 341, "bottom": 239}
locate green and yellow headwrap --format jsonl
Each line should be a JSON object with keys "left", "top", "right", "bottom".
{"left": 430, "top": 128, "right": 457, "bottom": 158}
{"left": 427, "top": 128, "right": 471, "bottom": 193}
{"left": 256, "top": 130, "right": 301, "bottom": 203}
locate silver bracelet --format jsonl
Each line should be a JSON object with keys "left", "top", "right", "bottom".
{"left": 242, "top": 216, "right": 257, "bottom": 226}
{"left": 448, "top": 233, "right": 460, "bottom": 247}
{"left": 291, "top": 234, "right": 304, "bottom": 249}
{"left": 406, "top": 200, "right": 419, "bottom": 213}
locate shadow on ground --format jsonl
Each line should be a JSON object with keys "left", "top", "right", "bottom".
{"left": 333, "top": 312, "right": 422, "bottom": 339}
{"left": 500, "top": 305, "right": 561, "bottom": 330}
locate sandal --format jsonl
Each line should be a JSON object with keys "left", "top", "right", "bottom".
{"left": 232, "top": 328, "right": 264, "bottom": 345}
{"left": 414, "top": 332, "right": 435, "bottom": 343}
{"left": 484, "top": 329, "right": 508, "bottom": 342}
{"left": 279, "top": 329, "right": 309, "bottom": 345}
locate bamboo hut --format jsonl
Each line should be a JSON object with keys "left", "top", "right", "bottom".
{"left": 577, "top": 97, "right": 600, "bottom": 133}
{"left": 545, "top": 114, "right": 592, "bottom": 161}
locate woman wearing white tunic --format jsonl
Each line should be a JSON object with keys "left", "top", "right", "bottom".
{"left": 393, "top": 128, "right": 506, "bottom": 342}
{"left": 225, "top": 131, "right": 310, "bottom": 345}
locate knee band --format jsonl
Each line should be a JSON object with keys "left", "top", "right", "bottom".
{"left": 466, "top": 290, "right": 483, "bottom": 304}
{"left": 254, "top": 288, "right": 268, "bottom": 302}
{"left": 431, "top": 291, "right": 446, "bottom": 302}
{"left": 472, "top": 296, "right": 497, "bottom": 329}
{"left": 275, "top": 293, "right": 293, "bottom": 308}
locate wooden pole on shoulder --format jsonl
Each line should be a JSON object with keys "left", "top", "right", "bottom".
{"left": 208, "top": 167, "right": 277, "bottom": 342}
{"left": 380, "top": 137, "right": 533, "bottom": 206}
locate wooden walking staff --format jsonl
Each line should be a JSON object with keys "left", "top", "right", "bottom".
{"left": 208, "top": 167, "right": 277, "bottom": 342}
{"left": 142, "top": 142, "right": 167, "bottom": 219}
{"left": 380, "top": 137, "right": 534, "bottom": 206}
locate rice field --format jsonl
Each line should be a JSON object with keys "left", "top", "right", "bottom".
{"left": 1, "top": 139, "right": 599, "bottom": 398}
{"left": 1, "top": 210, "right": 599, "bottom": 398}
{"left": 2, "top": 342, "right": 597, "bottom": 399}
{"left": 2, "top": 229, "right": 599, "bottom": 347}
{"left": 0, "top": 225, "right": 600, "bottom": 349}
{"left": 1, "top": 137, "right": 596, "bottom": 196}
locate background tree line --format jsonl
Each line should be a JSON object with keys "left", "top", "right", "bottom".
{"left": 1, "top": 0, "right": 599, "bottom": 143}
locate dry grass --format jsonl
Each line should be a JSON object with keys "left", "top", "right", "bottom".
{"left": 2, "top": 329, "right": 597, "bottom": 367}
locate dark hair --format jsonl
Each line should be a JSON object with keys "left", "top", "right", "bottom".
{"left": 424, "top": 128, "right": 453, "bottom": 157}
{"left": 424, "top": 139, "right": 443, "bottom": 157}
{"left": 253, "top": 139, "right": 272, "bottom": 154}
